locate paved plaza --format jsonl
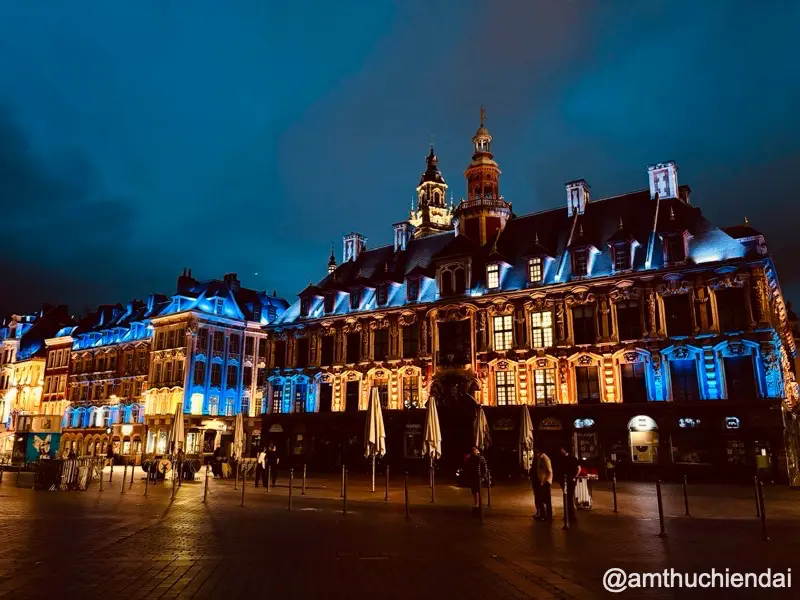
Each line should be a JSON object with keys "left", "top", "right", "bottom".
{"left": 0, "top": 469, "right": 798, "bottom": 599}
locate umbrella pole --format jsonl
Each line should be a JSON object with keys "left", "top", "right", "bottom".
{"left": 430, "top": 457, "right": 435, "bottom": 504}
{"left": 371, "top": 453, "right": 376, "bottom": 493}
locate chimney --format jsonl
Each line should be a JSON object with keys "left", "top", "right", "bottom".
{"left": 566, "top": 179, "right": 590, "bottom": 216}
{"left": 224, "top": 273, "right": 241, "bottom": 292}
{"left": 393, "top": 221, "right": 415, "bottom": 252}
{"left": 647, "top": 161, "right": 678, "bottom": 200}
{"left": 177, "top": 268, "right": 198, "bottom": 293}
{"left": 678, "top": 184, "right": 691, "bottom": 205}
{"left": 343, "top": 232, "right": 367, "bottom": 263}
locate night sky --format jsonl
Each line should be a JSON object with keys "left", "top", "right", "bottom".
{"left": 1, "top": 1, "right": 799, "bottom": 317}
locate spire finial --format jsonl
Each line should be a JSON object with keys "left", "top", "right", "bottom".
{"left": 579, "top": 223, "right": 584, "bottom": 236}
{"left": 618, "top": 216, "right": 624, "bottom": 230}
{"left": 534, "top": 231, "right": 539, "bottom": 244}
{"left": 429, "top": 133, "right": 435, "bottom": 150}
{"left": 670, "top": 207, "right": 676, "bottom": 221}
{"left": 744, "top": 215, "right": 749, "bottom": 225}
{"left": 480, "top": 105, "right": 487, "bottom": 127}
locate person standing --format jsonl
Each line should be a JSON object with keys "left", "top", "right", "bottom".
{"left": 255, "top": 447, "right": 267, "bottom": 488}
{"left": 559, "top": 446, "right": 581, "bottom": 524}
{"left": 533, "top": 447, "right": 553, "bottom": 521}
{"left": 464, "top": 445, "right": 488, "bottom": 514}
{"left": 529, "top": 456, "right": 542, "bottom": 519}
{"left": 266, "top": 442, "right": 279, "bottom": 487}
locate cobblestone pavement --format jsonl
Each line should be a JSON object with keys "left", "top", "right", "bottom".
{"left": 0, "top": 469, "right": 798, "bottom": 599}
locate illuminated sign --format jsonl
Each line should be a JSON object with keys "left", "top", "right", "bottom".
{"left": 628, "top": 415, "right": 658, "bottom": 432}
{"left": 574, "top": 418, "right": 595, "bottom": 429}
{"left": 678, "top": 418, "right": 700, "bottom": 429}
{"left": 725, "top": 416, "right": 740, "bottom": 430}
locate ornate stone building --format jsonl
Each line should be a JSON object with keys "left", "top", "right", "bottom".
{"left": 262, "top": 113, "right": 800, "bottom": 484}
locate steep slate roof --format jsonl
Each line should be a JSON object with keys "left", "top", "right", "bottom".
{"left": 16, "top": 305, "right": 75, "bottom": 360}
{"left": 169, "top": 273, "right": 289, "bottom": 322}
{"left": 277, "top": 188, "right": 750, "bottom": 323}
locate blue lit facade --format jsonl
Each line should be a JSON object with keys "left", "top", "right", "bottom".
{"left": 261, "top": 120, "right": 800, "bottom": 484}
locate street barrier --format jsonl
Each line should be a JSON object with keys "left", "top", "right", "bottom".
{"left": 121, "top": 462, "right": 127, "bottom": 495}
{"left": 486, "top": 469, "right": 492, "bottom": 508}
{"left": 288, "top": 468, "right": 294, "bottom": 511}
{"left": 758, "top": 480, "right": 769, "bottom": 542}
{"left": 754, "top": 475, "right": 761, "bottom": 517}
{"left": 561, "top": 476, "right": 569, "bottom": 531}
{"left": 656, "top": 480, "right": 667, "bottom": 538}
{"left": 612, "top": 474, "right": 618, "bottom": 513}
{"left": 682, "top": 474, "right": 690, "bottom": 516}
{"left": 203, "top": 465, "right": 209, "bottom": 503}
{"left": 301, "top": 464, "right": 307, "bottom": 496}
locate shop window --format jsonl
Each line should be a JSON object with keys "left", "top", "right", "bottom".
{"left": 724, "top": 355, "right": 758, "bottom": 401}
{"left": 716, "top": 287, "right": 749, "bottom": 332}
{"left": 402, "top": 376, "right": 420, "bottom": 409}
{"left": 494, "top": 371, "right": 516, "bottom": 406}
{"left": 620, "top": 362, "right": 648, "bottom": 403}
{"left": 572, "top": 305, "right": 596, "bottom": 345}
{"left": 663, "top": 295, "right": 693, "bottom": 337}
{"left": 575, "top": 366, "right": 600, "bottom": 404}
{"left": 346, "top": 332, "right": 361, "bottom": 364}
{"left": 616, "top": 300, "right": 643, "bottom": 341}
{"left": 320, "top": 336, "right": 335, "bottom": 365}
{"left": 492, "top": 315, "right": 513, "bottom": 351}
{"left": 670, "top": 359, "right": 699, "bottom": 402}
{"left": 402, "top": 323, "right": 419, "bottom": 358}
{"left": 373, "top": 329, "right": 389, "bottom": 361}
{"left": 533, "top": 367, "right": 556, "bottom": 406}
{"left": 530, "top": 311, "right": 553, "bottom": 348}
{"left": 296, "top": 338, "right": 310, "bottom": 368}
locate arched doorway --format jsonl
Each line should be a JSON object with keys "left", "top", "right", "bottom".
{"left": 628, "top": 415, "right": 659, "bottom": 464}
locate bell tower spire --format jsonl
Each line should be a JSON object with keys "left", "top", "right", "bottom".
{"left": 409, "top": 143, "right": 454, "bottom": 238}
{"left": 454, "top": 106, "right": 511, "bottom": 245}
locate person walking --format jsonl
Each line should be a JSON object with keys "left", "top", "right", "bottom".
{"left": 529, "top": 455, "right": 542, "bottom": 519}
{"left": 533, "top": 447, "right": 553, "bottom": 521}
{"left": 266, "top": 442, "right": 279, "bottom": 487}
{"left": 559, "top": 447, "right": 581, "bottom": 524}
{"left": 464, "top": 445, "right": 488, "bottom": 515}
{"left": 255, "top": 447, "right": 267, "bottom": 488}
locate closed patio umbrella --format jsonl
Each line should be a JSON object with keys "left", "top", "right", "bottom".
{"left": 168, "top": 402, "right": 185, "bottom": 457}
{"left": 423, "top": 396, "right": 442, "bottom": 502}
{"left": 364, "top": 387, "right": 387, "bottom": 492}
{"left": 233, "top": 412, "right": 245, "bottom": 459}
{"left": 473, "top": 405, "right": 491, "bottom": 452}
{"left": 519, "top": 404, "right": 534, "bottom": 472}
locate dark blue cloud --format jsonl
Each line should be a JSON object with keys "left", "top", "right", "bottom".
{"left": 0, "top": 0, "right": 798, "bottom": 314}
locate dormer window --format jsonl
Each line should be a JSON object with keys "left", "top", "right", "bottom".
{"left": 349, "top": 287, "right": 362, "bottom": 311}
{"left": 664, "top": 234, "right": 686, "bottom": 264}
{"left": 376, "top": 283, "right": 389, "bottom": 307}
{"left": 528, "top": 257, "right": 543, "bottom": 284}
{"left": 406, "top": 277, "right": 420, "bottom": 303}
{"left": 324, "top": 293, "right": 336, "bottom": 314}
{"left": 439, "top": 265, "right": 467, "bottom": 297}
{"left": 213, "top": 298, "right": 224, "bottom": 316}
{"left": 613, "top": 243, "right": 632, "bottom": 272}
{"left": 300, "top": 297, "right": 312, "bottom": 318}
{"left": 486, "top": 264, "right": 500, "bottom": 290}
{"left": 572, "top": 248, "right": 589, "bottom": 277}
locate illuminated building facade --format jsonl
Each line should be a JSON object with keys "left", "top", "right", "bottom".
{"left": 54, "top": 299, "right": 161, "bottom": 463}
{"left": 144, "top": 271, "right": 287, "bottom": 457}
{"left": 262, "top": 113, "right": 800, "bottom": 484}
{"left": 0, "top": 306, "right": 74, "bottom": 461}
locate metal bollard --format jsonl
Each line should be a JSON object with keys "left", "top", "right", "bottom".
{"left": 240, "top": 465, "right": 246, "bottom": 507}
{"left": 16, "top": 463, "right": 21, "bottom": 487}
{"left": 340, "top": 464, "right": 345, "bottom": 498}
{"left": 203, "top": 465, "right": 209, "bottom": 503}
{"left": 143, "top": 463, "right": 149, "bottom": 497}
{"left": 384, "top": 465, "right": 390, "bottom": 502}
{"left": 477, "top": 468, "right": 484, "bottom": 524}
{"left": 682, "top": 474, "right": 690, "bottom": 516}
{"left": 99, "top": 462, "right": 103, "bottom": 492}
{"left": 178, "top": 460, "right": 182, "bottom": 487}
{"left": 171, "top": 464, "right": 177, "bottom": 500}
{"left": 234, "top": 462, "right": 238, "bottom": 491}
{"left": 758, "top": 480, "right": 769, "bottom": 542}
{"left": 110, "top": 461, "right": 114, "bottom": 483}
{"left": 129, "top": 460, "right": 135, "bottom": 488}
{"left": 0, "top": 459, "right": 4, "bottom": 485}
{"left": 121, "top": 462, "right": 127, "bottom": 495}
{"left": 301, "top": 464, "right": 306, "bottom": 496}
{"left": 267, "top": 466, "right": 271, "bottom": 492}
{"left": 656, "top": 480, "right": 667, "bottom": 538}
{"left": 430, "top": 464, "right": 435, "bottom": 504}
{"left": 754, "top": 475, "right": 761, "bottom": 517}
{"left": 288, "top": 468, "right": 294, "bottom": 511}
{"left": 561, "top": 475, "right": 569, "bottom": 531}
{"left": 486, "top": 469, "right": 492, "bottom": 508}
{"left": 612, "top": 474, "right": 618, "bottom": 513}
{"left": 342, "top": 467, "right": 348, "bottom": 516}
{"left": 404, "top": 471, "right": 410, "bottom": 519}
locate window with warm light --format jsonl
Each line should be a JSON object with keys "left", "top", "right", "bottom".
{"left": 495, "top": 371, "right": 516, "bottom": 405}
{"left": 530, "top": 311, "right": 554, "bottom": 348}
{"left": 486, "top": 264, "right": 500, "bottom": 289}
{"left": 528, "top": 257, "right": 543, "bottom": 283}
{"left": 492, "top": 315, "right": 513, "bottom": 350}
{"left": 533, "top": 368, "right": 557, "bottom": 406}
{"left": 402, "top": 376, "right": 419, "bottom": 409}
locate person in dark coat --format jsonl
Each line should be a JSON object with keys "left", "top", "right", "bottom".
{"left": 266, "top": 442, "right": 280, "bottom": 487}
{"left": 532, "top": 447, "right": 553, "bottom": 521}
{"left": 559, "top": 446, "right": 581, "bottom": 524}
{"left": 464, "top": 445, "right": 488, "bottom": 514}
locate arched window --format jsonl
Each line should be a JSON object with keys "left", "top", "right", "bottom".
{"left": 131, "top": 404, "right": 142, "bottom": 424}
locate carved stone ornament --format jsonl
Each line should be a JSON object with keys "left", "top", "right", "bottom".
{"left": 346, "top": 371, "right": 359, "bottom": 381}
{"left": 272, "top": 330, "right": 288, "bottom": 341}
{"left": 610, "top": 285, "right": 638, "bottom": 302}
{"left": 524, "top": 294, "right": 549, "bottom": 312}
{"left": 497, "top": 360, "right": 509, "bottom": 371}
{"left": 577, "top": 354, "right": 593, "bottom": 365}
{"left": 673, "top": 346, "right": 690, "bottom": 359}
{"left": 564, "top": 287, "right": 596, "bottom": 306}
{"left": 294, "top": 328, "right": 309, "bottom": 339}
{"left": 319, "top": 372, "right": 333, "bottom": 383}
{"left": 437, "top": 305, "right": 472, "bottom": 322}
{"left": 728, "top": 342, "right": 746, "bottom": 356}
{"left": 369, "top": 318, "right": 390, "bottom": 331}
{"left": 710, "top": 273, "right": 744, "bottom": 290}
{"left": 488, "top": 300, "right": 514, "bottom": 315}
{"left": 404, "top": 367, "right": 416, "bottom": 376}
{"left": 375, "top": 370, "right": 386, "bottom": 378}
{"left": 399, "top": 312, "right": 417, "bottom": 326}
{"left": 623, "top": 351, "right": 639, "bottom": 363}
{"left": 536, "top": 358, "right": 549, "bottom": 368}
{"left": 658, "top": 277, "right": 690, "bottom": 296}
{"left": 651, "top": 354, "right": 661, "bottom": 373}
